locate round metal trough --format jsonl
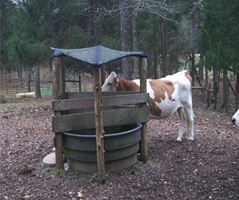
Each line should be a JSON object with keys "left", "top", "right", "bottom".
{"left": 63, "top": 123, "right": 142, "bottom": 172}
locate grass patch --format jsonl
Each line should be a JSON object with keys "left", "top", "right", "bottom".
{"left": 43, "top": 167, "right": 65, "bottom": 178}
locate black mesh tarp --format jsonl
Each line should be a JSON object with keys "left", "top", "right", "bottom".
{"left": 51, "top": 45, "right": 147, "bottom": 68}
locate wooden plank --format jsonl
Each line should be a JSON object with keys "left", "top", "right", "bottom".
{"left": 103, "top": 93, "right": 148, "bottom": 107}
{"left": 66, "top": 92, "right": 94, "bottom": 99}
{"left": 66, "top": 91, "right": 138, "bottom": 99}
{"left": 103, "top": 91, "right": 138, "bottom": 96}
{"left": 52, "top": 93, "right": 149, "bottom": 111}
{"left": 53, "top": 97, "right": 94, "bottom": 111}
{"left": 52, "top": 107, "right": 149, "bottom": 133}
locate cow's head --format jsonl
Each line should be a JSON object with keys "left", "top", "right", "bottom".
{"left": 102, "top": 72, "right": 118, "bottom": 92}
{"left": 232, "top": 109, "right": 239, "bottom": 126}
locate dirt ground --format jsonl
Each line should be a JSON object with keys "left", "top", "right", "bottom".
{"left": 1, "top": 90, "right": 239, "bottom": 200}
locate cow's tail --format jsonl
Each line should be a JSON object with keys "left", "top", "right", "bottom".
{"left": 187, "top": 118, "right": 190, "bottom": 137}
{"left": 182, "top": 107, "right": 194, "bottom": 136}
{"left": 186, "top": 111, "right": 194, "bottom": 136}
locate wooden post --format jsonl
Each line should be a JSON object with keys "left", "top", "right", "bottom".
{"left": 59, "top": 58, "right": 66, "bottom": 99}
{"left": 52, "top": 57, "right": 64, "bottom": 169}
{"left": 93, "top": 67, "right": 105, "bottom": 184}
{"left": 139, "top": 57, "right": 148, "bottom": 162}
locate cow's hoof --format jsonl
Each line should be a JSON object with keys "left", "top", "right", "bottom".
{"left": 176, "top": 138, "right": 182, "bottom": 142}
{"left": 188, "top": 137, "right": 194, "bottom": 141}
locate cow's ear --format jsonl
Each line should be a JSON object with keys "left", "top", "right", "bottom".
{"left": 111, "top": 71, "right": 117, "bottom": 78}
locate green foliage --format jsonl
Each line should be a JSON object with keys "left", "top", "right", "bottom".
{"left": 198, "top": 0, "right": 239, "bottom": 71}
{"left": 42, "top": 166, "right": 52, "bottom": 173}
{"left": 3, "top": 0, "right": 238, "bottom": 78}
{"left": 0, "top": 0, "right": 16, "bottom": 71}
{"left": 6, "top": 32, "right": 46, "bottom": 65}
{"left": 43, "top": 166, "right": 65, "bottom": 177}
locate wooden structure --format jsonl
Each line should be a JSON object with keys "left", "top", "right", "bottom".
{"left": 51, "top": 45, "right": 149, "bottom": 183}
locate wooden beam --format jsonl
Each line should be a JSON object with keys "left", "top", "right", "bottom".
{"left": 52, "top": 93, "right": 149, "bottom": 111}
{"left": 139, "top": 57, "right": 148, "bottom": 162}
{"left": 93, "top": 68, "right": 105, "bottom": 184}
{"left": 52, "top": 107, "right": 149, "bottom": 133}
{"left": 66, "top": 91, "right": 138, "bottom": 99}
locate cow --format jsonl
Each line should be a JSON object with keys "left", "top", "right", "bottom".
{"left": 232, "top": 109, "right": 239, "bottom": 126}
{"left": 102, "top": 70, "right": 194, "bottom": 142}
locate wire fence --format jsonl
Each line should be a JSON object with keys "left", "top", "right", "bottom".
{"left": 0, "top": 78, "right": 82, "bottom": 96}
{"left": 0, "top": 78, "right": 28, "bottom": 95}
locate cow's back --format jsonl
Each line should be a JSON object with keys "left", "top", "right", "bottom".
{"left": 147, "top": 70, "right": 192, "bottom": 118}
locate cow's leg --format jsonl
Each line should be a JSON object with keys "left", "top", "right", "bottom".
{"left": 176, "top": 107, "right": 184, "bottom": 142}
{"left": 184, "top": 104, "right": 194, "bottom": 140}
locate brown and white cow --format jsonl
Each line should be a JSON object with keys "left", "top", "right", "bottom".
{"left": 102, "top": 70, "right": 194, "bottom": 142}
{"left": 232, "top": 109, "right": 239, "bottom": 126}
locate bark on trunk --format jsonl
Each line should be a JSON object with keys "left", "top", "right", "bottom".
{"left": 191, "top": 23, "right": 196, "bottom": 86}
{"left": 35, "top": 63, "right": 41, "bottom": 99}
{"left": 199, "top": 54, "right": 204, "bottom": 80}
{"left": 221, "top": 68, "right": 228, "bottom": 109}
{"left": 119, "top": 0, "right": 131, "bottom": 80}
{"left": 132, "top": 4, "right": 138, "bottom": 79}
{"left": 89, "top": 0, "right": 97, "bottom": 46}
{"left": 160, "top": 21, "right": 167, "bottom": 77}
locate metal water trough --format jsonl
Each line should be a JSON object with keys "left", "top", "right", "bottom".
{"left": 63, "top": 123, "right": 142, "bottom": 172}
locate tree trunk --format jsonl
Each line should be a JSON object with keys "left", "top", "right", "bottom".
{"left": 191, "top": 21, "right": 196, "bottom": 86}
{"left": 16, "top": 62, "right": 23, "bottom": 79}
{"left": 221, "top": 68, "right": 228, "bottom": 109}
{"left": 213, "top": 65, "right": 220, "bottom": 99}
{"left": 199, "top": 54, "right": 204, "bottom": 80}
{"left": 27, "top": 70, "right": 31, "bottom": 92}
{"left": 205, "top": 67, "right": 208, "bottom": 88}
{"left": 235, "top": 72, "right": 239, "bottom": 112}
{"left": 89, "top": 0, "right": 97, "bottom": 46}
{"left": 160, "top": 21, "right": 167, "bottom": 77}
{"left": 132, "top": 3, "right": 138, "bottom": 79}
{"left": 35, "top": 63, "right": 41, "bottom": 99}
{"left": 119, "top": 0, "right": 131, "bottom": 80}
{"left": 153, "top": 25, "right": 158, "bottom": 79}
{"left": 154, "top": 53, "right": 157, "bottom": 79}
{"left": 191, "top": 53, "right": 195, "bottom": 86}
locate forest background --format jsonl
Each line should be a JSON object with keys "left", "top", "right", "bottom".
{"left": 0, "top": 0, "right": 239, "bottom": 110}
